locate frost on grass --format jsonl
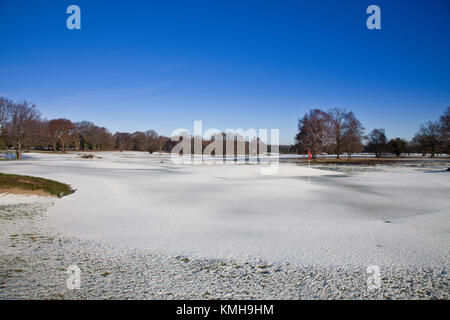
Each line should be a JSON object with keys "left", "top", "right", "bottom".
{"left": 0, "top": 152, "right": 449, "bottom": 299}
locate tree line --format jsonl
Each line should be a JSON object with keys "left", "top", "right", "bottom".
{"left": 295, "top": 107, "right": 449, "bottom": 159}
{"left": 0, "top": 97, "right": 171, "bottom": 160}
{"left": 1, "top": 96, "right": 449, "bottom": 160}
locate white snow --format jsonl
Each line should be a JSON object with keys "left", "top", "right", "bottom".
{"left": 0, "top": 193, "right": 55, "bottom": 205}
{"left": 1, "top": 151, "right": 449, "bottom": 267}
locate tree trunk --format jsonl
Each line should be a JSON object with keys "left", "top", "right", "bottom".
{"left": 16, "top": 142, "right": 22, "bottom": 160}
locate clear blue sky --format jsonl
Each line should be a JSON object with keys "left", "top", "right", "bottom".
{"left": 1, "top": 0, "right": 449, "bottom": 144}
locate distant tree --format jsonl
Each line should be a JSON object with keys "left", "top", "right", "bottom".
{"left": 48, "top": 118, "right": 76, "bottom": 152}
{"left": 329, "top": 108, "right": 350, "bottom": 159}
{"left": 70, "top": 123, "right": 82, "bottom": 151}
{"left": 367, "top": 128, "right": 387, "bottom": 158}
{"left": 0, "top": 97, "right": 13, "bottom": 148}
{"left": 34, "top": 120, "right": 52, "bottom": 150}
{"left": 0, "top": 97, "right": 13, "bottom": 128}
{"left": 409, "top": 135, "right": 426, "bottom": 156}
{"left": 279, "top": 145, "right": 297, "bottom": 154}
{"left": 388, "top": 138, "right": 407, "bottom": 157}
{"left": 98, "top": 127, "right": 113, "bottom": 150}
{"left": 295, "top": 109, "right": 332, "bottom": 159}
{"left": 157, "top": 135, "right": 169, "bottom": 153}
{"left": 114, "top": 132, "right": 134, "bottom": 151}
{"left": 145, "top": 129, "right": 160, "bottom": 153}
{"left": 77, "top": 121, "right": 99, "bottom": 151}
{"left": 439, "top": 107, "right": 450, "bottom": 155}
{"left": 342, "top": 111, "right": 365, "bottom": 159}
{"left": 133, "top": 131, "right": 149, "bottom": 151}
{"left": 23, "top": 118, "right": 44, "bottom": 152}
{"left": 2, "top": 101, "right": 40, "bottom": 160}
{"left": 1, "top": 96, "right": 175, "bottom": 154}
{"left": 414, "top": 121, "right": 442, "bottom": 158}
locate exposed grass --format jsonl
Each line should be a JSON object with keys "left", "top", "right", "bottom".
{"left": 296, "top": 158, "right": 397, "bottom": 165}
{"left": 294, "top": 157, "right": 446, "bottom": 165}
{"left": 0, "top": 172, "right": 75, "bottom": 197}
{"left": 80, "top": 154, "right": 95, "bottom": 159}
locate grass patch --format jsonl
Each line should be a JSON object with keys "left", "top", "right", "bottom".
{"left": 294, "top": 158, "right": 431, "bottom": 165}
{"left": 0, "top": 172, "right": 75, "bottom": 197}
{"left": 295, "top": 158, "right": 398, "bottom": 165}
{"left": 80, "top": 154, "right": 95, "bottom": 159}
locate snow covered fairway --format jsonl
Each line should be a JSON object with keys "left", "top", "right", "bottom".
{"left": 1, "top": 151, "right": 449, "bottom": 299}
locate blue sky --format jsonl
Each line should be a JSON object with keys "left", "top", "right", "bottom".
{"left": 1, "top": 0, "right": 449, "bottom": 144}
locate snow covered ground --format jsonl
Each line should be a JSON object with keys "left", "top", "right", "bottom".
{"left": 0, "top": 151, "right": 449, "bottom": 299}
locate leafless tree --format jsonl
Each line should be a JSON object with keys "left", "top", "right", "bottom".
{"left": 440, "top": 107, "right": 450, "bottom": 155}
{"left": 34, "top": 120, "right": 53, "bottom": 150}
{"left": 367, "top": 128, "right": 387, "bottom": 158}
{"left": 2, "top": 101, "right": 40, "bottom": 160}
{"left": 114, "top": 132, "right": 133, "bottom": 151}
{"left": 329, "top": 108, "right": 349, "bottom": 158}
{"left": 295, "top": 109, "right": 332, "bottom": 159}
{"left": 98, "top": 127, "right": 114, "bottom": 150}
{"left": 77, "top": 121, "right": 101, "bottom": 151}
{"left": 157, "top": 135, "right": 169, "bottom": 153}
{"left": 414, "top": 121, "right": 442, "bottom": 157}
{"left": 70, "top": 123, "right": 82, "bottom": 151}
{"left": 342, "top": 111, "right": 364, "bottom": 158}
{"left": 145, "top": 130, "right": 160, "bottom": 153}
{"left": 409, "top": 136, "right": 426, "bottom": 156}
{"left": 48, "top": 118, "right": 76, "bottom": 152}
{"left": 0, "top": 97, "right": 13, "bottom": 128}
{"left": 133, "top": 131, "right": 149, "bottom": 151}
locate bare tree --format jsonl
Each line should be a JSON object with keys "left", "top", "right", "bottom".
{"left": 295, "top": 109, "right": 332, "bottom": 159}
{"left": 0, "top": 97, "right": 13, "bottom": 128}
{"left": 2, "top": 101, "right": 40, "bottom": 160}
{"left": 77, "top": 121, "right": 99, "bottom": 151}
{"left": 145, "top": 129, "right": 160, "bottom": 153}
{"left": 133, "top": 131, "right": 149, "bottom": 151}
{"left": 329, "top": 108, "right": 349, "bottom": 158}
{"left": 48, "top": 118, "right": 76, "bottom": 152}
{"left": 414, "top": 121, "right": 442, "bottom": 157}
{"left": 367, "top": 128, "right": 387, "bottom": 158}
{"left": 440, "top": 107, "right": 450, "bottom": 155}
{"left": 23, "top": 118, "right": 44, "bottom": 152}
{"left": 157, "top": 135, "right": 169, "bottom": 153}
{"left": 409, "top": 136, "right": 426, "bottom": 156}
{"left": 114, "top": 132, "right": 133, "bottom": 151}
{"left": 34, "top": 120, "right": 53, "bottom": 150}
{"left": 71, "top": 124, "right": 82, "bottom": 151}
{"left": 97, "top": 127, "right": 113, "bottom": 150}
{"left": 342, "top": 112, "right": 364, "bottom": 158}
